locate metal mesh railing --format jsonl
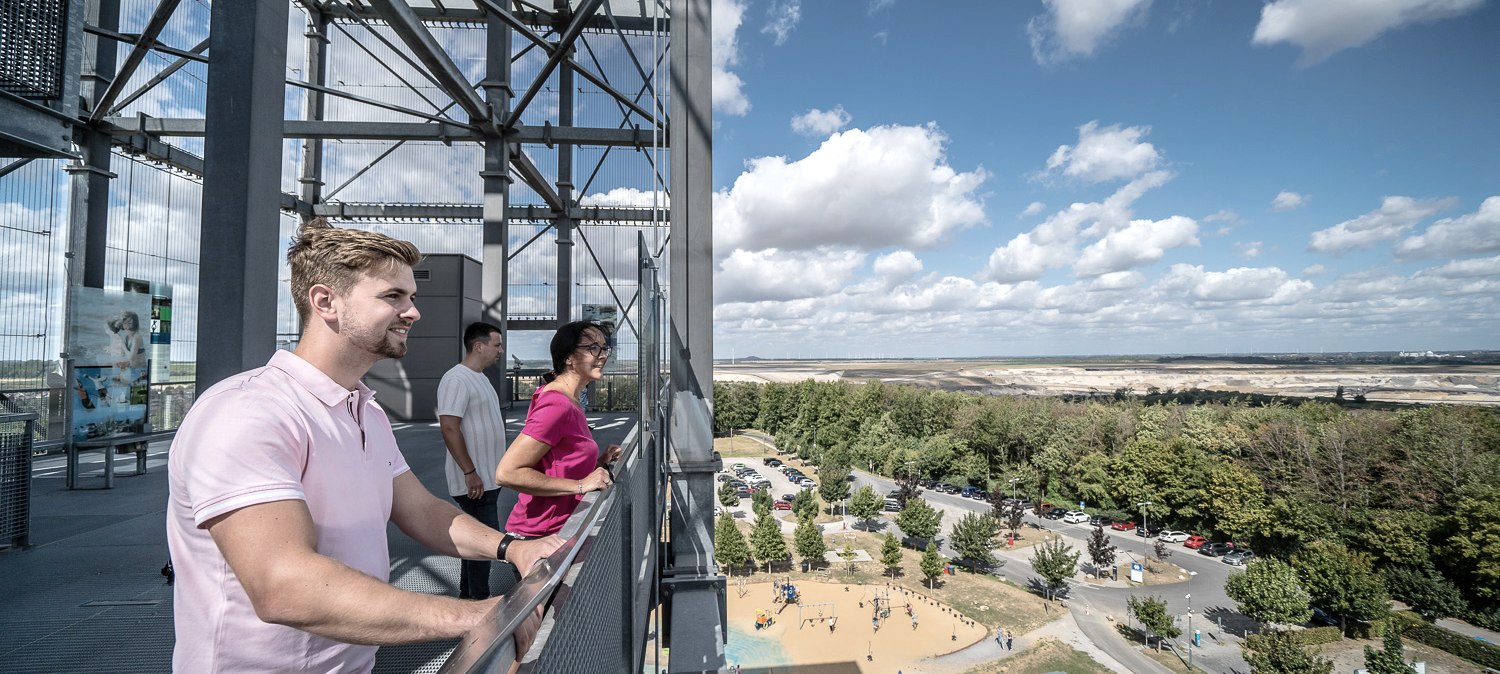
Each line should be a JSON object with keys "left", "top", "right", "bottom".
{"left": 0, "top": 0, "right": 68, "bottom": 100}
{"left": 1, "top": 412, "right": 37, "bottom": 548}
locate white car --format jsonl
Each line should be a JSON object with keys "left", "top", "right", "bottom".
{"left": 1158, "top": 530, "right": 1190, "bottom": 543}
{"left": 1062, "top": 510, "right": 1089, "bottom": 524}
{"left": 798, "top": 478, "right": 816, "bottom": 489}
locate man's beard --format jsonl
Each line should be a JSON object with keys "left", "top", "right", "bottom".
{"left": 351, "top": 321, "right": 409, "bottom": 359}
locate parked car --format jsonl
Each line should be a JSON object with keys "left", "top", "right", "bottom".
{"left": 1134, "top": 524, "right": 1164, "bottom": 537}
{"left": 728, "top": 480, "right": 748, "bottom": 490}
{"left": 1043, "top": 508, "right": 1069, "bottom": 521}
{"left": 1222, "top": 549, "right": 1255, "bottom": 565}
{"left": 1110, "top": 520, "right": 1137, "bottom": 531}
{"left": 883, "top": 498, "right": 902, "bottom": 512}
{"left": 778, "top": 493, "right": 796, "bottom": 504}
{"left": 936, "top": 483, "right": 959, "bottom": 494}
{"left": 1182, "top": 535, "right": 1208, "bottom": 549}
{"left": 716, "top": 473, "right": 732, "bottom": 482}
{"left": 763, "top": 457, "right": 782, "bottom": 467}
{"left": 1198, "top": 541, "right": 1233, "bottom": 556}
{"left": 975, "top": 490, "right": 992, "bottom": 501}
{"left": 1088, "top": 515, "right": 1115, "bottom": 528}
{"left": 1062, "top": 510, "right": 1090, "bottom": 524}
{"left": 734, "top": 487, "right": 754, "bottom": 498}
{"left": 1158, "top": 530, "right": 1189, "bottom": 543}
{"left": 773, "top": 500, "right": 793, "bottom": 510}
{"left": 961, "top": 486, "right": 982, "bottom": 499}
{"left": 798, "top": 478, "right": 816, "bottom": 489}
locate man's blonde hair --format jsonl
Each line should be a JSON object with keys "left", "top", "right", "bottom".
{"left": 287, "top": 218, "right": 423, "bottom": 326}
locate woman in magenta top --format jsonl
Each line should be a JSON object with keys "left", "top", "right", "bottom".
{"left": 496, "top": 320, "right": 622, "bottom": 538}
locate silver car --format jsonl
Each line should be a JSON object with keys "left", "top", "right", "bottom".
{"left": 1222, "top": 549, "right": 1256, "bottom": 566}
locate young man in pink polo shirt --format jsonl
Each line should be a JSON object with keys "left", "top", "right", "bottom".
{"left": 166, "top": 219, "right": 561, "bottom": 673}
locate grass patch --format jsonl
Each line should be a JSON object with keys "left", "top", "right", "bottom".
{"left": 715, "top": 433, "right": 773, "bottom": 458}
{"left": 961, "top": 636, "right": 1114, "bottom": 674}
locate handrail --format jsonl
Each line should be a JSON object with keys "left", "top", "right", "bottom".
{"left": 0, "top": 412, "right": 40, "bottom": 424}
{"left": 438, "top": 424, "right": 643, "bottom": 673}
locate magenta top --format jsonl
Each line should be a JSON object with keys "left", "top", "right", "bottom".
{"left": 505, "top": 388, "right": 599, "bottom": 537}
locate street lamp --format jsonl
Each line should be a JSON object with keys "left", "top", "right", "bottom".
{"left": 1188, "top": 570, "right": 1199, "bottom": 669}
{"left": 1136, "top": 501, "right": 1152, "bottom": 563}
{"left": 1008, "top": 476, "right": 1020, "bottom": 502}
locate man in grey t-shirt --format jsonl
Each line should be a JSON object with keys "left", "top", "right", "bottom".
{"left": 436, "top": 322, "right": 508, "bottom": 599}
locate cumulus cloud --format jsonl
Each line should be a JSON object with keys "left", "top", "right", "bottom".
{"left": 1020, "top": 201, "right": 1046, "bottom": 217}
{"left": 715, "top": 248, "right": 865, "bottom": 304}
{"left": 1044, "top": 121, "right": 1161, "bottom": 183}
{"left": 1074, "top": 215, "right": 1200, "bottom": 277}
{"left": 1028, "top": 0, "right": 1152, "bottom": 64}
{"left": 1160, "top": 264, "right": 1313, "bottom": 303}
{"left": 1090, "top": 270, "right": 1146, "bottom": 291}
{"left": 1415, "top": 254, "right": 1500, "bottom": 279}
{"left": 868, "top": 0, "right": 895, "bottom": 14}
{"left": 790, "top": 106, "right": 853, "bottom": 136}
{"left": 1271, "top": 190, "right": 1308, "bottom": 211}
{"left": 1303, "top": 264, "right": 1326, "bottom": 277}
{"left": 712, "top": 0, "right": 750, "bottom": 116}
{"left": 1236, "top": 241, "right": 1264, "bottom": 258}
{"left": 762, "top": 0, "right": 802, "bottom": 45}
{"left": 1394, "top": 196, "right": 1500, "bottom": 260}
{"left": 873, "top": 250, "right": 923, "bottom": 282}
{"left": 1308, "top": 195, "right": 1456, "bottom": 253}
{"left": 1253, "top": 0, "right": 1485, "bottom": 65}
{"left": 714, "top": 124, "right": 988, "bottom": 255}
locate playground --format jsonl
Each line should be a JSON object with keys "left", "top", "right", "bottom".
{"left": 726, "top": 579, "right": 987, "bottom": 673}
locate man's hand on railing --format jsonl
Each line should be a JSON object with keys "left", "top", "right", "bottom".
{"left": 505, "top": 535, "right": 564, "bottom": 577}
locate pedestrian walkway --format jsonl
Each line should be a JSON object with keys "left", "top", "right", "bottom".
{"left": 923, "top": 612, "right": 1135, "bottom": 674}
{"left": 1071, "top": 606, "right": 1177, "bottom": 674}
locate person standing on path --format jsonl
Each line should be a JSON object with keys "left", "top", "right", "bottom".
{"left": 996, "top": 625, "right": 1004, "bottom": 646}
{"left": 1005, "top": 629, "right": 1013, "bottom": 651}
{"left": 437, "top": 322, "right": 509, "bottom": 599}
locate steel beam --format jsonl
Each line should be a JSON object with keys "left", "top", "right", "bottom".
{"left": 298, "top": 9, "right": 331, "bottom": 209}
{"left": 333, "top": 2, "right": 668, "bottom": 30}
{"left": 108, "top": 37, "right": 209, "bottom": 114}
{"left": 67, "top": 0, "right": 121, "bottom": 289}
{"left": 305, "top": 202, "right": 668, "bottom": 222}
{"left": 196, "top": 0, "right": 289, "bottom": 392}
{"left": 481, "top": 11, "right": 513, "bottom": 401}
{"left": 364, "top": 0, "right": 491, "bottom": 127}
{"left": 99, "top": 117, "right": 660, "bottom": 146}
{"left": 504, "top": 0, "right": 605, "bottom": 129}
{"left": 664, "top": 0, "right": 721, "bottom": 671}
{"left": 88, "top": 0, "right": 184, "bottom": 122}
{"left": 509, "top": 146, "right": 563, "bottom": 212}
{"left": 555, "top": 53, "right": 576, "bottom": 326}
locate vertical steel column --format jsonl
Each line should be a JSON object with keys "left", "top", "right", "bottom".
{"left": 554, "top": 51, "right": 576, "bottom": 324}
{"left": 195, "top": 0, "right": 288, "bottom": 391}
{"left": 65, "top": 0, "right": 120, "bottom": 290}
{"left": 481, "top": 12, "right": 513, "bottom": 399}
{"left": 298, "top": 7, "right": 330, "bottom": 210}
{"left": 663, "top": 0, "right": 722, "bottom": 671}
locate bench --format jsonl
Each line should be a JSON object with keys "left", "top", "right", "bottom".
{"left": 68, "top": 430, "right": 176, "bottom": 489}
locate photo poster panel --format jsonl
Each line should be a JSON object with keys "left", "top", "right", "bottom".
{"left": 68, "top": 287, "right": 152, "bottom": 442}
{"left": 127, "top": 279, "right": 174, "bottom": 383}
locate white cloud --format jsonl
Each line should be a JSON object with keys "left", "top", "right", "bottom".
{"left": 1236, "top": 241, "right": 1264, "bottom": 258}
{"left": 868, "top": 0, "right": 895, "bottom": 14}
{"left": 1090, "top": 270, "right": 1146, "bottom": 291}
{"left": 1308, "top": 196, "right": 1456, "bottom": 253}
{"left": 790, "top": 106, "right": 852, "bottom": 136}
{"left": 1160, "top": 264, "right": 1313, "bottom": 303}
{"left": 1271, "top": 190, "right": 1308, "bottom": 211}
{"left": 1415, "top": 254, "right": 1500, "bottom": 279}
{"left": 1020, "top": 201, "right": 1046, "bottom": 217}
{"left": 1044, "top": 121, "right": 1161, "bottom": 183}
{"left": 579, "top": 187, "right": 668, "bottom": 208}
{"left": 1303, "top": 264, "right": 1326, "bottom": 277}
{"left": 712, "top": 0, "right": 751, "bottom": 116}
{"left": 1203, "top": 209, "right": 1239, "bottom": 223}
{"left": 1252, "top": 0, "right": 1485, "bottom": 65}
{"left": 873, "top": 30, "right": 889, "bottom": 45}
{"left": 1074, "top": 215, "right": 1200, "bottom": 277}
{"left": 762, "top": 0, "right": 802, "bottom": 46}
{"left": 1027, "top": 0, "right": 1153, "bottom": 64}
{"left": 1394, "top": 196, "right": 1500, "bottom": 260}
{"left": 715, "top": 248, "right": 865, "bottom": 303}
{"left": 714, "top": 124, "right": 988, "bottom": 255}
{"left": 873, "top": 250, "right": 923, "bottom": 282}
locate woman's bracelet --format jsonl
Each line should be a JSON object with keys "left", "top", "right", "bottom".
{"left": 577, "top": 480, "right": 583, "bottom": 495}
{"left": 463, "top": 468, "right": 476, "bottom": 476}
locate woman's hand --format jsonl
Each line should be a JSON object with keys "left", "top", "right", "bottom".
{"left": 599, "top": 443, "right": 623, "bottom": 468}
{"left": 578, "top": 466, "right": 614, "bottom": 493}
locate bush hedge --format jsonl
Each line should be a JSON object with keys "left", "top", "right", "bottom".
{"left": 1291, "top": 626, "right": 1342, "bottom": 646}
{"left": 1391, "top": 612, "right": 1500, "bottom": 670}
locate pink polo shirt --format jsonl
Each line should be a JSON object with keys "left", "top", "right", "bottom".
{"left": 504, "top": 388, "right": 598, "bottom": 537}
{"left": 166, "top": 350, "right": 410, "bottom": 674}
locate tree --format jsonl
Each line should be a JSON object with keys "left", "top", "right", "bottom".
{"left": 895, "top": 498, "right": 943, "bottom": 543}
{"left": 817, "top": 462, "right": 852, "bottom": 505}
{"left": 792, "top": 488, "right": 818, "bottom": 521}
{"left": 718, "top": 481, "right": 739, "bottom": 507}
{"left": 751, "top": 488, "right": 773, "bottom": 517}
{"left": 750, "top": 509, "right": 788, "bottom": 573}
{"left": 794, "top": 515, "right": 826, "bottom": 568}
{"left": 920, "top": 541, "right": 945, "bottom": 588}
{"left": 1444, "top": 481, "right": 1500, "bottom": 604}
{"left": 1362, "top": 628, "right": 1416, "bottom": 674}
{"left": 849, "top": 484, "right": 882, "bottom": 529}
{"left": 1242, "top": 629, "right": 1334, "bottom": 674}
{"left": 1087, "top": 525, "right": 1116, "bottom": 577}
{"left": 839, "top": 540, "right": 859, "bottom": 572}
{"left": 1031, "top": 538, "right": 1079, "bottom": 600}
{"left": 1293, "top": 541, "right": 1390, "bottom": 634}
{"left": 1383, "top": 566, "right": 1466, "bottom": 622}
{"left": 1225, "top": 557, "right": 1313, "bottom": 626}
{"left": 715, "top": 512, "right": 750, "bottom": 573}
{"left": 1000, "top": 502, "right": 1025, "bottom": 545}
{"left": 950, "top": 512, "right": 998, "bottom": 569}
{"left": 1152, "top": 537, "right": 1173, "bottom": 565}
{"left": 881, "top": 532, "right": 903, "bottom": 577}
{"left": 1127, "top": 595, "right": 1181, "bottom": 651}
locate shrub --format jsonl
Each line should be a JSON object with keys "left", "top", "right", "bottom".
{"left": 1395, "top": 618, "right": 1500, "bottom": 670}
{"left": 1290, "top": 626, "right": 1343, "bottom": 646}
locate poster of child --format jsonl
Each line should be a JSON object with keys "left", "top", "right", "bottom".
{"left": 68, "top": 288, "right": 152, "bottom": 442}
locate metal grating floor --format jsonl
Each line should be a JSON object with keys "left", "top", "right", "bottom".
{"left": 0, "top": 416, "right": 632, "bottom": 673}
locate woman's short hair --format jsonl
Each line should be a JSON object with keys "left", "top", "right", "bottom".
{"left": 108, "top": 311, "right": 140, "bottom": 333}
{"left": 544, "top": 320, "right": 610, "bottom": 381}
{"left": 286, "top": 217, "right": 422, "bottom": 326}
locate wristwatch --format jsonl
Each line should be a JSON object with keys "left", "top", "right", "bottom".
{"left": 496, "top": 533, "right": 520, "bottom": 563}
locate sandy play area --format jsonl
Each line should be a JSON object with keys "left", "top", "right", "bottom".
{"left": 725, "top": 579, "right": 988, "bottom": 673}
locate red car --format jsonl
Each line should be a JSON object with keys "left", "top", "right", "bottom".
{"left": 773, "top": 500, "right": 793, "bottom": 510}
{"left": 1183, "top": 535, "right": 1208, "bottom": 549}
{"left": 1110, "top": 520, "right": 1137, "bottom": 531}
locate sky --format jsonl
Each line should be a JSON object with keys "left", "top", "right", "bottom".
{"left": 705, "top": 0, "right": 1500, "bottom": 358}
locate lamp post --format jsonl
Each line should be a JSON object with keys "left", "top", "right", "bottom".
{"left": 1008, "top": 476, "right": 1020, "bottom": 502}
{"left": 1136, "top": 501, "right": 1152, "bottom": 563}
{"left": 1188, "top": 570, "right": 1198, "bottom": 669}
